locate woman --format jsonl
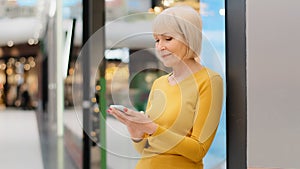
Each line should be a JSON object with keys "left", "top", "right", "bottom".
{"left": 107, "top": 6, "right": 224, "bottom": 169}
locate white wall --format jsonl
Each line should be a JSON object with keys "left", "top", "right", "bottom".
{"left": 247, "top": 0, "right": 300, "bottom": 168}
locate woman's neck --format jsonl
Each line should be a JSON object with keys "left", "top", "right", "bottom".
{"left": 171, "top": 58, "right": 202, "bottom": 80}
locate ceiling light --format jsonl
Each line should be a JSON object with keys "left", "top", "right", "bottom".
{"left": 28, "top": 38, "right": 35, "bottom": 45}
{"left": 154, "top": 6, "right": 163, "bottom": 14}
{"left": 219, "top": 9, "right": 225, "bottom": 16}
{"left": 162, "top": 0, "right": 174, "bottom": 7}
{"left": 7, "top": 40, "right": 14, "bottom": 47}
{"left": 49, "top": 0, "right": 56, "bottom": 17}
{"left": 34, "top": 39, "right": 39, "bottom": 44}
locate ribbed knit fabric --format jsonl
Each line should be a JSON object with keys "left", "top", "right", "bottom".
{"left": 133, "top": 67, "right": 224, "bottom": 169}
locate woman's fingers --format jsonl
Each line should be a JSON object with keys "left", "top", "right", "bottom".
{"left": 107, "top": 108, "right": 127, "bottom": 124}
{"left": 108, "top": 107, "right": 157, "bottom": 135}
{"left": 125, "top": 110, "right": 149, "bottom": 123}
{"left": 108, "top": 107, "right": 152, "bottom": 126}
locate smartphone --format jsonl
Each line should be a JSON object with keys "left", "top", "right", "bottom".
{"left": 110, "top": 105, "right": 126, "bottom": 112}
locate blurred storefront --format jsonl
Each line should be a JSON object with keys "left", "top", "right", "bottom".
{"left": 0, "top": 43, "right": 40, "bottom": 110}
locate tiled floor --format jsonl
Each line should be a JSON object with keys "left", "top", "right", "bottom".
{"left": 0, "top": 109, "right": 44, "bottom": 169}
{"left": 36, "top": 110, "right": 78, "bottom": 169}
{"left": 0, "top": 108, "right": 77, "bottom": 169}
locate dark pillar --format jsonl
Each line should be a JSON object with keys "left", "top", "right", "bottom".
{"left": 82, "top": 2, "right": 91, "bottom": 168}
{"left": 82, "top": 0, "right": 105, "bottom": 169}
{"left": 225, "top": 0, "right": 247, "bottom": 168}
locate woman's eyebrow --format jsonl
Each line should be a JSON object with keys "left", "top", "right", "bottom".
{"left": 154, "top": 32, "right": 171, "bottom": 36}
{"left": 161, "top": 33, "right": 172, "bottom": 36}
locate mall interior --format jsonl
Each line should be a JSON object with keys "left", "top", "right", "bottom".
{"left": 0, "top": 0, "right": 227, "bottom": 169}
{"left": 1, "top": 0, "right": 299, "bottom": 169}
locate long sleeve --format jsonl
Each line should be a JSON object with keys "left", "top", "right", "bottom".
{"left": 132, "top": 139, "right": 148, "bottom": 154}
{"left": 132, "top": 80, "right": 156, "bottom": 154}
{"left": 147, "top": 75, "right": 223, "bottom": 162}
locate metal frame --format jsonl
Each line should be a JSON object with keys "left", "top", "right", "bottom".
{"left": 225, "top": 0, "right": 247, "bottom": 168}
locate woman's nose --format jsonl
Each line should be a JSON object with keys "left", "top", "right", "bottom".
{"left": 157, "top": 42, "right": 166, "bottom": 50}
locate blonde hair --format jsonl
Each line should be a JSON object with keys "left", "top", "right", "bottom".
{"left": 153, "top": 6, "right": 202, "bottom": 59}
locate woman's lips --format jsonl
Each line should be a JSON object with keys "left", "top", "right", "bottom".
{"left": 162, "top": 53, "right": 171, "bottom": 58}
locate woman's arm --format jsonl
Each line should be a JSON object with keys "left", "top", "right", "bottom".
{"left": 108, "top": 82, "right": 158, "bottom": 155}
{"left": 147, "top": 75, "right": 224, "bottom": 162}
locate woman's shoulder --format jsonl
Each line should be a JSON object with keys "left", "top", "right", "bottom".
{"left": 205, "top": 67, "right": 222, "bottom": 78}
{"left": 196, "top": 67, "right": 222, "bottom": 78}
{"left": 152, "top": 74, "right": 170, "bottom": 86}
{"left": 194, "top": 67, "right": 223, "bottom": 85}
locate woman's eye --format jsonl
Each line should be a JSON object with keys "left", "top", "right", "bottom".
{"left": 166, "top": 37, "right": 173, "bottom": 41}
{"left": 155, "top": 39, "right": 159, "bottom": 43}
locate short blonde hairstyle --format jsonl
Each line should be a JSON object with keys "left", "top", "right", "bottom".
{"left": 153, "top": 6, "right": 202, "bottom": 59}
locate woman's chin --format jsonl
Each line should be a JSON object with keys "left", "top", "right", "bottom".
{"left": 162, "top": 62, "right": 172, "bottom": 67}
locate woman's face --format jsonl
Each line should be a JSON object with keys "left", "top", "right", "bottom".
{"left": 154, "top": 34, "right": 188, "bottom": 67}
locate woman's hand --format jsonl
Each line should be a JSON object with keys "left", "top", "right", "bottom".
{"left": 107, "top": 107, "right": 158, "bottom": 140}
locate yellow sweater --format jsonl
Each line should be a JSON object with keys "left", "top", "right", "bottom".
{"left": 133, "top": 67, "right": 224, "bottom": 169}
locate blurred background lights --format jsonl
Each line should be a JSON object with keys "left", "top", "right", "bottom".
{"left": 7, "top": 41, "right": 14, "bottom": 47}
{"left": 28, "top": 38, "right": 35, "bottom": 45}
{"left": 0, "top": 63, "right": 6, "bottom": 70}
{"left": 14, "top": 74, "right": 22, "bottom": 81}
{"left": 20, "top": 57, "right": 26, "bottom": 64}
{"left": 93, "top": 107, "right": 99, "bottom": 113}
{"left": 162, "top": 0, "right": 174, "bottom": 7}
{"left": 0, "top": 73, "right": 6, "bottom": 84}
{"left": 219, "top": 8, "right": 225, "bottom": 16}
{"left": 24, "top": 64, "right": 31, "bottom": 71}
{"left": 14, "top": 61, "right": 21, "bottom": 67}
{"left": 8, "top": 58, "right": 15, "bottom": 63}
{"left": 28, "top": 56, "right": 34, "bottom": 62}
{"left": 7, "top": 62, "right": 12, "bottom": 68}
{"left": 91, "top": 97, "right": 97, "bottom": 103}
{"left": 68, "top": 68, "right": 74, "bottom": 75}
{"left": 95, "top": 85, "right": 101, "bottom": 91}
{"left": 153, "top": 6, "right": 163, "bottom": 14}
{"left": 0, "top": 48, "right": 3, "bottom": 57}
{"left": 29, "top": 61, "right": 36, "bottom": 68}
{"left": 11, "top": 48, "right": 19, "bottom": 56}
{"left": 6, "top": 68, "right": 13, "bottom": 75}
